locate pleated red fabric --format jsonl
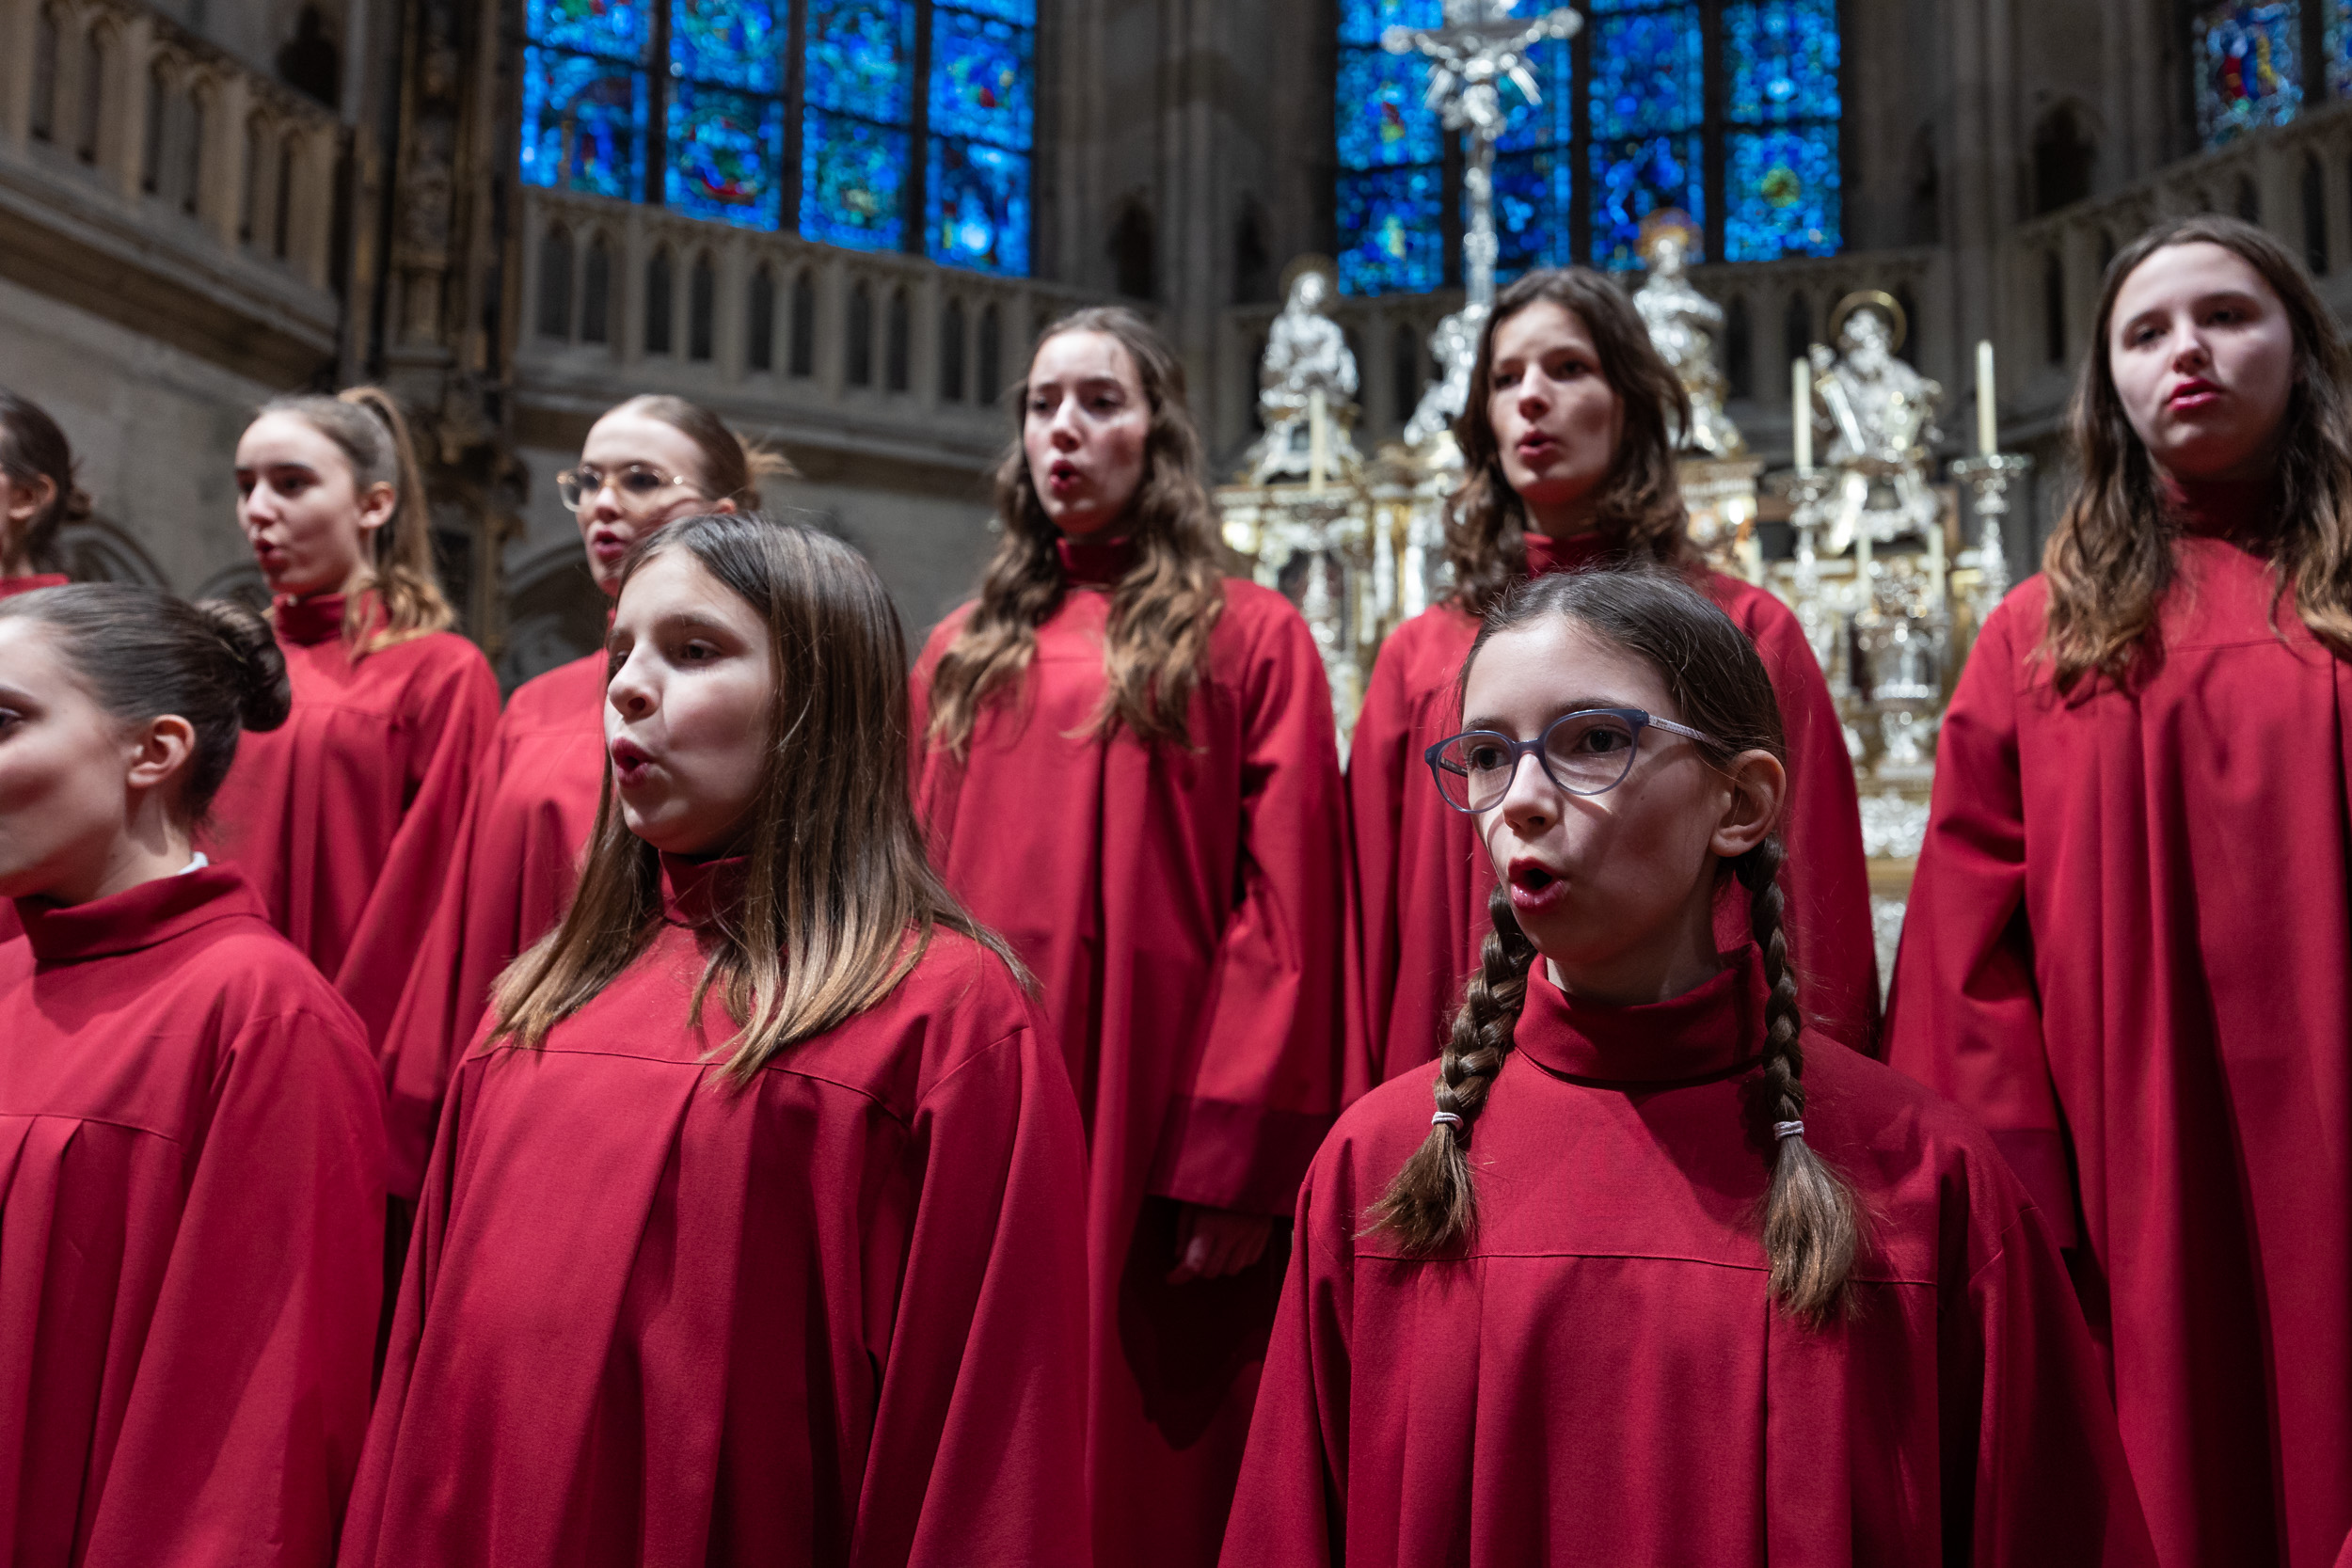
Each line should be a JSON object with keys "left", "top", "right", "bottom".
{"left": 1885, "top": 494, "right": 2352, "bottom": 1568}
{"left": 1348, "top": 533, "right": 1879, "bottom": 1085}
{"left": 205, "top": 594, "right": 500, "bottom": 1046}
{"left": 0, "top": 575, "right": 68, "bottom": 600}
{"left": 910, "top": 543, "right": 1352, "bottom": 1568}
{"left": 376, "top": 651, "right": 608, "bottom": 1198}
{"left": 1224, "top": 945, "right": 2155, "bottom": 1568}
{"left": 341, "top": 858, "right": 1092, "bottom": 1567}
{"left": 0, "top": 865, "right": 387, "bottom": 1568}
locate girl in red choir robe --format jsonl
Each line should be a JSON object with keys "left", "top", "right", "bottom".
{"left": 0, "top": 584, "right": 386, "bottom": 1566}
{"left": 1351, "top": 268, "right": 1875, "bottom": 1082}
{"left": 1886, "top": 214, "right": 2352, "bottom": 1568}
{"left": 377, "top": 395, "right": 793, "bottom": 1200}
{"left": 0, "top": 390, "right": 83, "bottom": 599}
{"left": 342, "top": 514, "right": 1091, "bottom": 1568}
{"left": 207, "top": 388, "right": 499, "bottom": 1044}
{"left": 1223, "top": 568, "right": 2153, "bottom": 1568}
{"left": 911, "top": 307, "right": 1350, "bottom": 1568}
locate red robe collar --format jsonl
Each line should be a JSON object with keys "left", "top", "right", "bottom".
{"left": 14, "top": 863, "right": 263, "bottom": 964}
{"left": 1520, "top": 528, "right": 1617, "bottom": 579}
{"left": 1514, "top": 942, "right": 1768, "bottom": 1085}
{"left": 1056, "top": 534, "right": 1136, "bottom": 587}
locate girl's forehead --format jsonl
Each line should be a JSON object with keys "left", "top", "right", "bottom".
{"left": 583, "top": 411, "right": 707, "bottom": 475}
{"left": 236, "top": 412, "right": 338, "bottom": 467}
{"left": 1468, "top": 616, "right": 1673, "bottom": 713}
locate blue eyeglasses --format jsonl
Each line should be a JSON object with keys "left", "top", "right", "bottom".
{"left": 1424, "top": 707, "right": 1723, "bottom": 814}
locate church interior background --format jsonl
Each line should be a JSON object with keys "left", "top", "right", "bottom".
{"left": 1, "top": 0, "right": 2342, "bottom": 966}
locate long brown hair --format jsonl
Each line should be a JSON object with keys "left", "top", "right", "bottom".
{"left": 923, "top": 306, "right": 1226, "bottom": 755}
{"left": 609, "top": 393, "right": 798, "bottom": 507}
{"left": 1367, "top": 568, "right": 1861, "bottom": 1323}
{"left": 489, "top": 512, "right": 1017, "bottom": 1083}
{"left": 2043, "top": 214, "right": 2352, "bottom": 690}
{"left": 258, "top": 387, "right": 453, "bottom": 652}
{"left": 1446, "top": 268, "right": 1696, "bottom": 617}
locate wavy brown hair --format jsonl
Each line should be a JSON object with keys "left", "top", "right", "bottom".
{"left": 2043, "top": 214, "right": 2352, "bottom": 691}
{"left": 1445, "top": 268, "right": 1696, "bottom": 617}
{"left": 1368, "top": 568, "right": 1861, "bottom": 1323}
{"left": 490, "top": 512, "right": 1017, "bottom": 1083}
{"left": 258, "top": 387, "right": 454, "bottom": 653}
{"left": 923, "top": 306, "right": 1226, "bottom": 755}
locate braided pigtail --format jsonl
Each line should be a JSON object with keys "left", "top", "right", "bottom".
{"left": 1369, "top": 884, "right": 1538, "bottom": 1252}
{"left": 1736, "top": 838, "right": 1861, "bottom": 1322}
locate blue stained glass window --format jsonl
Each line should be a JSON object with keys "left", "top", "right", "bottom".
{"left": 1724, "top": 0, "right": 1839, "bottom": 123}
{"left": 1338, "top": 47, "right": 1446, "bottom": 169}
{"left": 1591, "top": 133, "right": 1703, "bottom": 269}
{"left": 521, "top": 47, "right": 648, "bottom": 198}
{"left": 2195, "top": 2, "right": 2303, "bottom": 146}
{"left": 1339, "top": 166, "right": 1445, "bottom": 294}
{"left": 1493, "top": 149, "right": 1572, "bottom": 280}
{"left": 667, "top": 82, "right": 783, "bottom": 225}
{"left": 670, "top": 0, "right": 780, "bottom": 91}
{"left": 946, "top": 0, "right": 1035, "bottom": 20}
{"left": 528, "top": 0, "right": 649, "bottom": 61}
{"left": 1340, "top": 0, "right": 1440, "bottom": 48}
{"left": 804, "top": 0, "right": 915, "bottom": 123}
{"left": 2330, "top": 0, "right": 2352, "bottom": 98}
{"left": 928, "top": 8, "right": 1032, "bottom": 148}
{"left": 803, "top": 109, "right": 906, "bottom": 250}
{"left": 929, "top": 137, "right": 1029, "bottom": 272}
{"left": 1725, "top": 125, "right": 1839, "bottom": 259}
{"left": 1589, "top": 7, "right": 1704, "bottom": 139}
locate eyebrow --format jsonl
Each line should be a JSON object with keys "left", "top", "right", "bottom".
{"left": 1460, "top": 697, "right": 1633, "bottom": 732}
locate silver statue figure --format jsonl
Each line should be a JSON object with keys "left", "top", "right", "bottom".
{"left": 1807, "top": 291, "right": 1944, "bottom": 550}
{"left": 1633, "top": 212, "right": 1744, "bottom": 457}
{"left": 1246, "top": 262, "right": 1363, "bottom": 484}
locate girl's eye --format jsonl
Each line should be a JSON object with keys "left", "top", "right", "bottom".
{"left": 1465, "top": 742, "right": 1510, "bottom": 771}
{"left": 678, "top": 640, "right": 719, "bottom": 663}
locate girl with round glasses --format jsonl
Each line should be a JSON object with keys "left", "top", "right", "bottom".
{"left": 911, "top": 307, "right": 1349, "bottom": 1568}
{"left": 1350, "top": 268, "right": 1876, "bottom": 1086}
{"left": 0, "top": 584, "right": 384, "bottom": 1564}
{"left": 376, "top": 394, "right": 790, "bottom": 1205}
{"left": 0, "top": 389, "right": 87, "bottom": 599}
{"left": 207, "top": 388, "right": 499, "bottom": 1047}
{"left": 1889, "top": 215, "right": 2352, "bottom": 1568}
{"left": 1222, "top": 569, "right": 2153, "bottom": 1567}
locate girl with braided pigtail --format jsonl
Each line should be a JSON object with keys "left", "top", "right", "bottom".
{"left": 1224, "top": 568, "right": 2155, "bottom": 1567}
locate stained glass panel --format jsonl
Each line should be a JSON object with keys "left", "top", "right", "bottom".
{"left": 1338, "top": 46, "right": 1446, "bottom": 168}
{"left": 1339, "top": 166, "right": 1445, "bottom": 294}
{"left": 1724, "top": 0, "right": 1840, "bottom": 124}
{"left": 944, "top": 0, "right": 1036, "bottom": 21}
{"left": 1725, "top": 125, "right": 1839, "bottom": 260}
{"left": 527, "top": 0, "right": 649, "bottom": 62}
{"left": 2330, "top": 0, "right": 2352, "bottom": 98}
{"left": 1493, "top": 149, "right": 1573, "bottom": 280}
{"left": 520, "top": 47, "right": 647, "bottom": 198}
{"left": 1591, "top": 131, "right": 1702, "bottom": 269}
{"left": 1339, "top": 0, "right": 1441, "bottom": 49}
{"left": 802, "top": 108, "right": 906, "bottom": 249}
{"left": 670, "top": 0, "right": 781, "bottom": 91}
{"left": 666, "top": 81, "right": 782, "bottom": 226}
{"left": 2195, "top": 2, "right": 2303, "bottom": 146}
{"left": 1496, "top": 36, "right": 1572, "bottom": 154}
{"left": 1589, "top": 6, "right": 1704, "bottom": 139}
{"left": 804, "top": 0, "right": 915, "bottom": 124}
{"left": 928, "top": 138, "right": 1029, "bottom": 272}
{"left": 929, "top": 8, "right": 1032, "bottom": 148}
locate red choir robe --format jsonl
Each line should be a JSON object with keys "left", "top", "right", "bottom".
{"left": 0, "top": 574, "right": 69, "bottom": 600}
{"left": 376, "top": 651, "right": 609, "bottom": 1198}
{"left": 909, "top": 539, "right": 1353, "bottom": 1568}
{"left": 207, "top": 593, "right": 500, "bottom": 1046}
{"left": 1885, "top": 498, "right": 2352, "bottom": 1568}
{"left": 0, "top": 864, "right": 387, "bottom": 1567}
{"left": 1223, "top": 945, "right": 2156, "bottom": 1568}
{"left": 1349, "top": 531, "right": 1879, "bottom": 1083}
{"left": 340, "top": 858, "right": 1092, "bottom": 1568}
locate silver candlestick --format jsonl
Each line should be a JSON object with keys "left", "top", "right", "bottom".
{"left": 1947, "top": 452, "right": 2034, "bottom": 604}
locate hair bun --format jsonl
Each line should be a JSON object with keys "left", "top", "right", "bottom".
{"left": 60, "top": 486, "right": 93, "bottom": 525}
{"left": 195, "top": 598, "right": 292, "bottom": 732}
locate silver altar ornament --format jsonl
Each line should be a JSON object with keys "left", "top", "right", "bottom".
{"left": 1806, "top": 291, "right": 1945, "bottom": 553}
{"left": 1245, "top": 260, "right": 1365, "bottom": 485}
{"left": 1635, "top": 208, "right": 1745, "bottom": 458}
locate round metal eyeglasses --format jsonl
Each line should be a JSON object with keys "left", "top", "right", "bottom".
{"left": 1424, "top": 707, "right": 1724, "bottom": 814}
{"left": 556, "top": 463, "right": 706, "bottom": 514}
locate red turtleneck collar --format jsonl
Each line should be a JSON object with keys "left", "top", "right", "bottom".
{"left": 1057, "top": 534, "right": 1136, "bottom": 587}
{"left": 659, "top": 851, "right": 751, "bottom": 929}
{"left": 0, "top": 573, "right": 70, "bottom": 601}
{"left": 1521, "top": 529, "right": 1618, "bottom": 579}
{"left": 275, "top": 591, "right": 353, "bottom": 645}
{"left": 1512, "top": 942, "right": 1769, "bottom": 1085}
{"left": 2158, "top": 469, "right": 2281, "bottom": 546}
{"left": 14, "top": 863, "right": 264, "bottom": 965}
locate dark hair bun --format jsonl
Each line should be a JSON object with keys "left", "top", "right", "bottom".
{"left": 196, "top": 598, "right": 292, "bottom": 732}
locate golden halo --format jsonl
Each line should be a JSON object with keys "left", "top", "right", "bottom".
{"left": 1828, "top": 289, "right": 1906, "bottom": 353}
{"left": 1637, "top": 207, "right": 1702, "bottom": 260}
{"left": 1279, "top": 253, "right": 1341, "bottom": 301}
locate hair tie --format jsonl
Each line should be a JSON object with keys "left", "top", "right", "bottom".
{"left": 1772, "top": 1119, "right": 1805, "bottom": 1140}
{"left": 1431, "top": 1111, "right": 1462, "bottom": 1128}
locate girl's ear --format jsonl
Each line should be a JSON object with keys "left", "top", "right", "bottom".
{"left": 1709, "top": 748, "right": 1787, "bottom": 861}
{"left": 355, "top": 479, "right": 399, "bottom": 536}
{"left": 123, "top": 713, "right": 196, "bottom": 794}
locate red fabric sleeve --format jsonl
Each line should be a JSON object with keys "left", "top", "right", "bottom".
{"left": 332, "top": 645, "right": 501, "bottom": 1046}
{"left": 1947, "top": 1207, "right": 2158, "bottom": 1565}
{"left": 79, "top": 1006, "right": 387, "bottom": 1568}
{"left": 1344, "top": 637, "right": 1415, "bottom": 1101}
{"left": 1883, "top": 601, "right": 2077, "bottom": 1244}
{"left": 858, "top": 1021, "right": 1092, "bottom": 1568}
{"left": 1149, "top": 607, "right": 1352, "bottom": 1217}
